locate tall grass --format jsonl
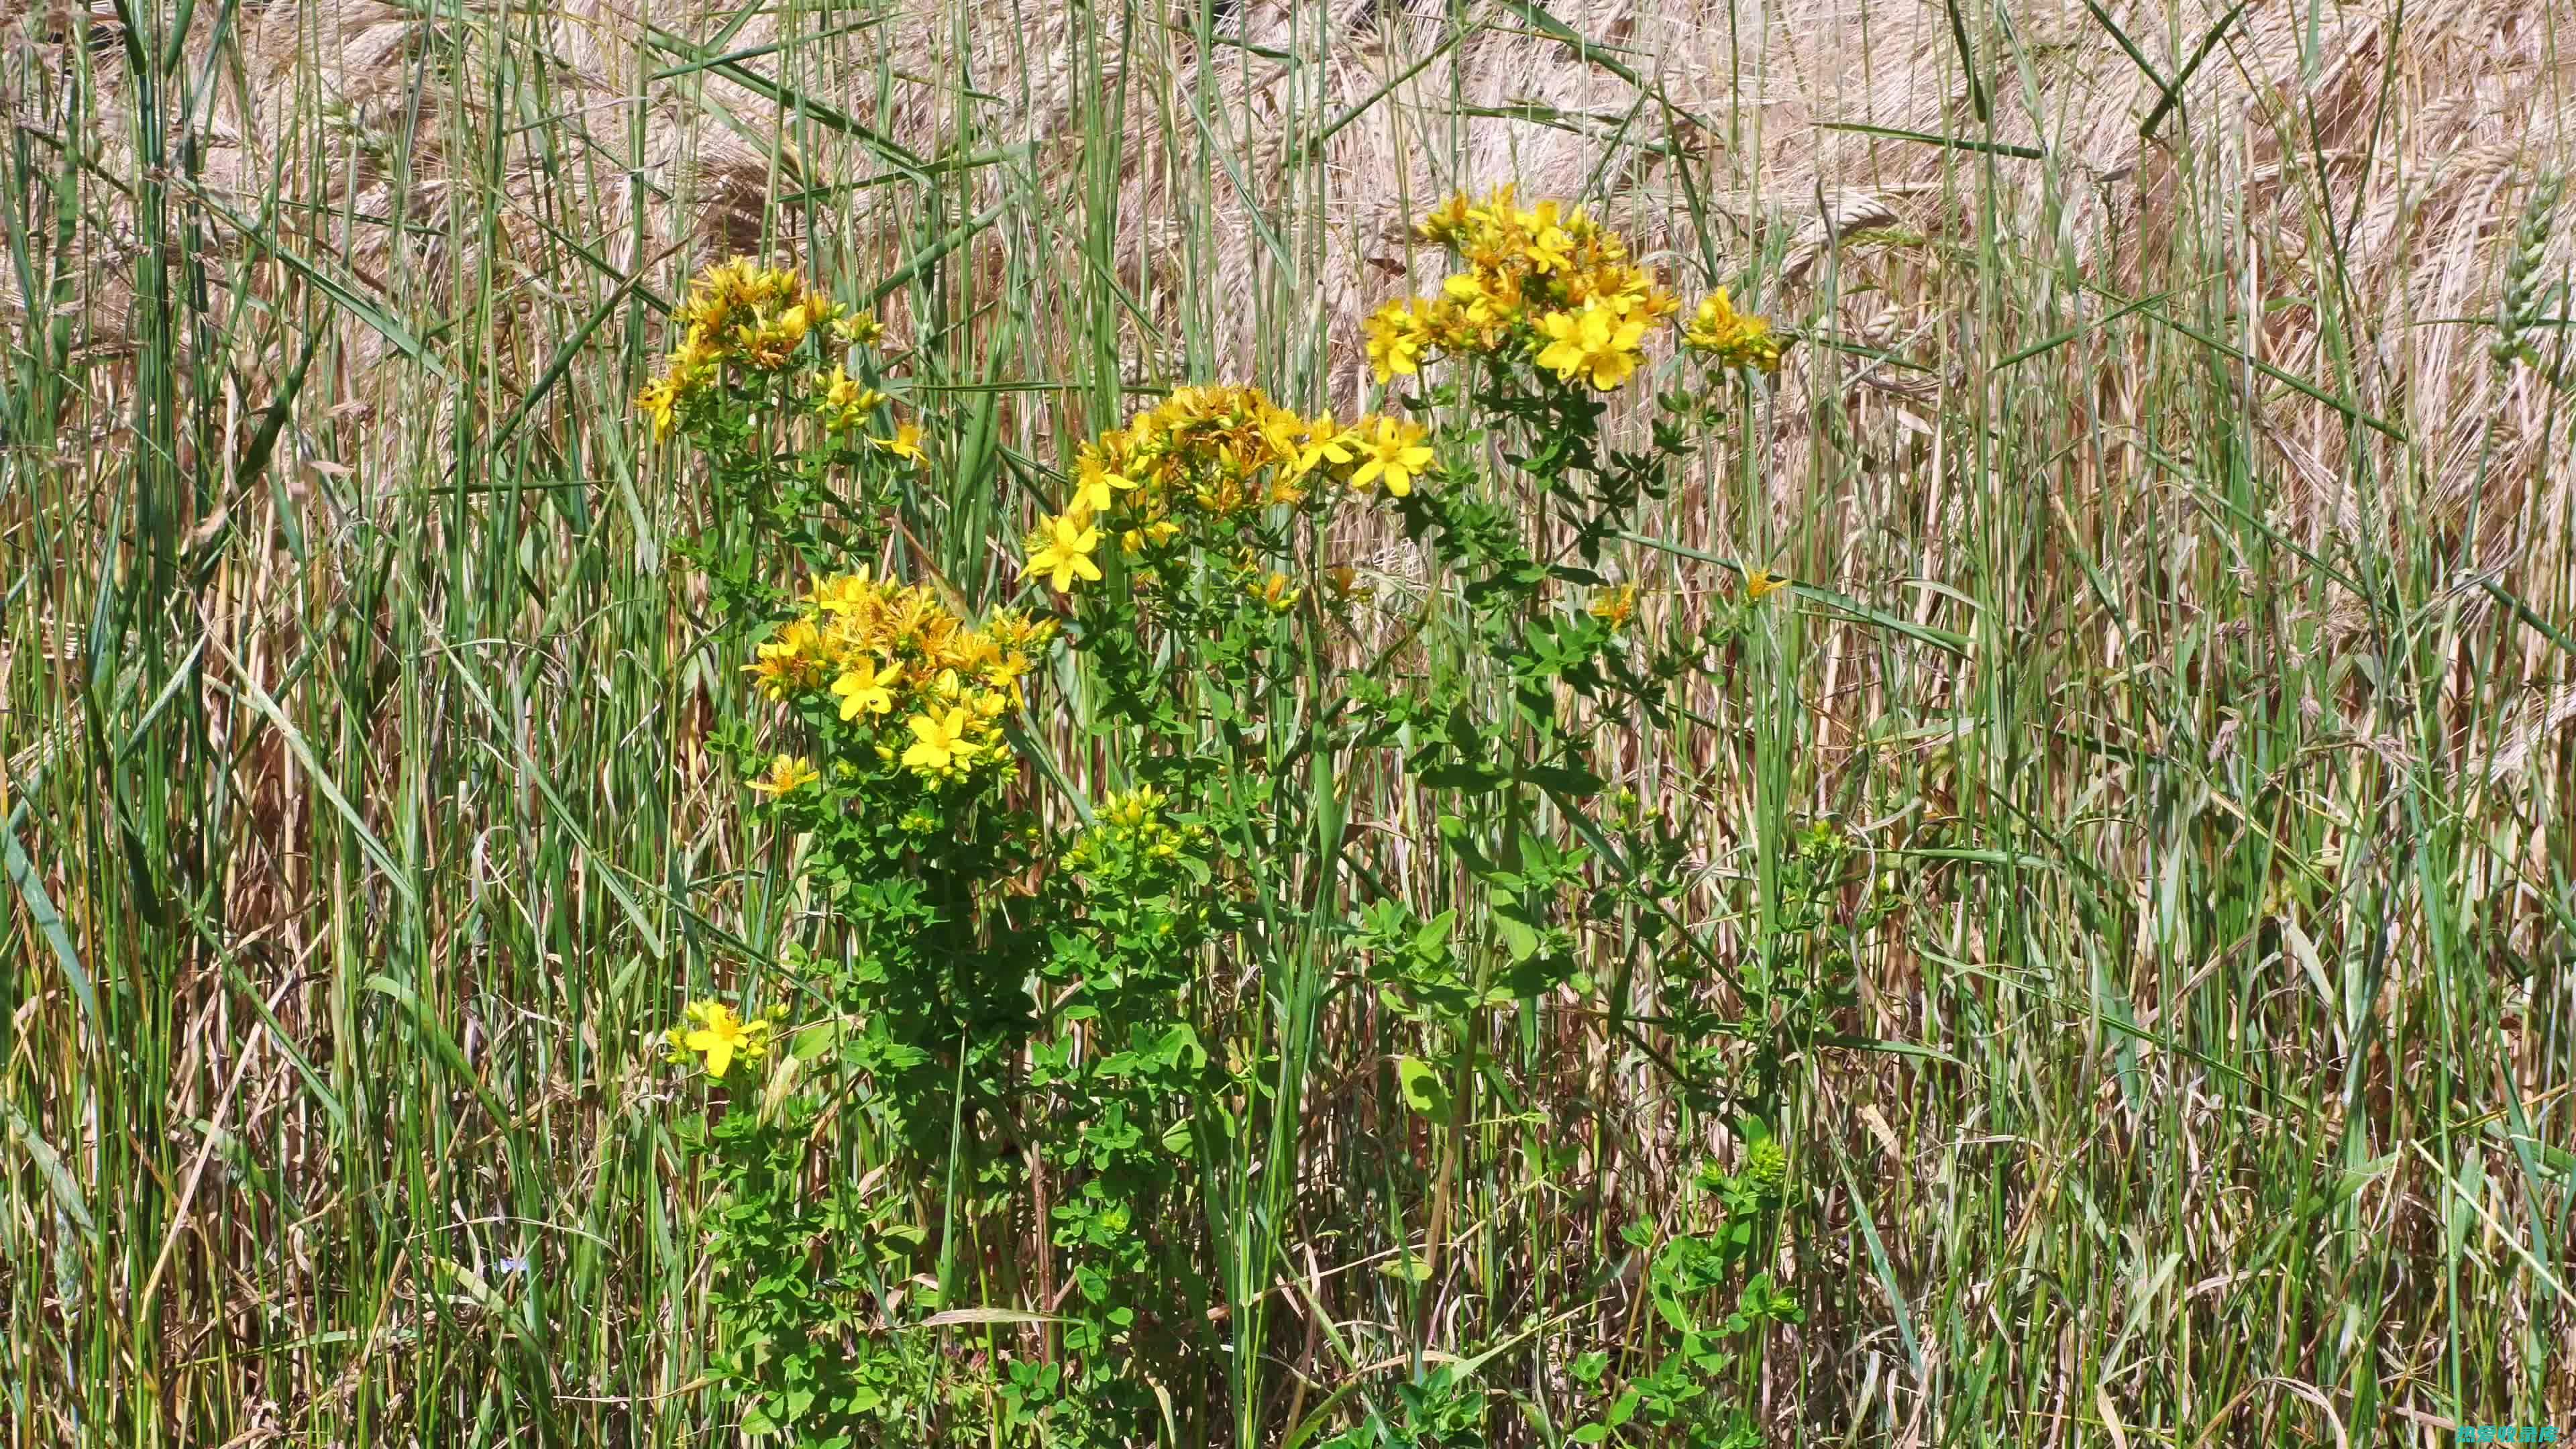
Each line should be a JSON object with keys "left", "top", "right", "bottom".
{"left": 3, "top": 0, "right": 2571, "bottom": 1444}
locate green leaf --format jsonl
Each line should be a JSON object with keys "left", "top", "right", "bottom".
{"left": 1521, "top": 763, "right": 1605, "bottom": 797}
{"left": 1606, "top": 1387, "right": 1641, "bottom": 1428}
{"left": 4, "top": 805, "right": 97, "bottom": 1030}
{"left": 1419, "top": 761, "right": 1509, "bottom": 794}
{"left": 1161, "top": 1022, "right": 1209, "bottom": 1071}
{"left": 364, "top": 975, "right": 508, "bottom": 1122}
{"left": 0, "top": 1099, "right": 92, "bottom": 1236}
{"left": 1651, "top": 1288, "right": 1697, "bottom": 1334}
{"left": 1395, "top": 1056, "right": 1450, "bottom": 1116}
{"left": 1415, "top": 910, "right": 1458, "bottom": 952}
{"left": 790, "top": 1020, "right": 841, "bottom": 1060}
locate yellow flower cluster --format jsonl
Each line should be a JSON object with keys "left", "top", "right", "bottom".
{"left": 814, "top": 364, "right": 885, "bottom": 435}
{"left": 748, "top": 753, "right": 821, "bottom": 798}
{"left": 742, "top": 568, "right": 1055, "bottom": 786}
{"left": 634, "top": 257, "right": 912, "bottom": 451}
{"left": 665, "top": 1000, "right": 785, "bottom": 1079}
{"left": 1589, "top": 584, "right": 1639, "bottom": 630}
{"left": 1244, "top": 568, "right": 1301, "bottom": 614}
{"left": 1021, "top": 385, "right": 1432, "bottom": 596}
{"left": 1682, "top": 290, "right": 1784, "bottom": 374}
{"left": 1364, "top": 187, "right": 1784, "bottom": 390}
{"left": 1063, "top": 786, "right": 1210, "bottom": 872}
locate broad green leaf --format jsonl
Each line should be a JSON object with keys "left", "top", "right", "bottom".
{"left": 1396, "top": 1055, "right": 1450, "bottom": 1116}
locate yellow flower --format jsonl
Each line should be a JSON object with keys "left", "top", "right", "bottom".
{"left": 743, "top": 619, "right": 826, "bottom": 698}
{"left": 809, "top": 570, "right": 877, "bottom": 616}
{"left": 1071, "top": 455, "right": 1138, "bottom": 515}
{"left": 1255, "top": 404, "right": 1308, "bottom": 468}
{"left": 1536, "top": 304, "right": 1649, "bottom": 390}
{"left": 636, "top": 376, "right": 680, "bottom": 441}
{"left": 1585, "top": 263, "right": 1676, "bottom": 323}
{"left": 668, "top": 326, "right": 724, "bottom": 382}
{"left": 914, "top": 614, "right": 961, "bottom": 666}
{"left": 1416, "top": 192, "right": 1476, "bottom": 244}
{"left": 1120, "top": 519, "right": 1182, "bottom": 553}
{"left": 900, "top": 706, "right": 979, "bottom": 775}
{"left": 1289, "top": 411, "right": 1358, "bottom": 478}
{"left": 748, "top": 568, "right": 1048, "bottom": 748}
{"left": 978, "top": 643, "right": 1034, "bottom": 697}
{"left": 747, "top": 754, "right": 820, "bottom": 798}
{"left": 1522, "top": 203, "right": 1574, "bottom": 274}
{"left": 674, "top": 292, "right": 734, "bottom": 345}
{"left": 873, "top": 422, "right": 924, "bottom": 461}
{"left": 835, "top": 310, "right": 886, "bottom": 347}
{"left": 815, "top": 364, "right": 886, "bottom": 433}
{"left": 1364, "top": 300, "right": 1431, "bottom": 382}
{"left": 1349, "top": 417, "right": 1434, "bottom": 498}
{"left": 667, "top": 1000, "right": 771, "bottom": 1079}
{"left": 830, "top": 657, "right": 901, "bottom": 720}
{"left": 1248, "top": 570, "right": 1300, "bottom": 612}
{"left": 1442, "top": 270, "right": 1523, "bottom": 330}
{"left": 1745, "top": 568, "right": 1788, "bottom": 602}
{"left": 1102, "top": 784, "right": 1167, "bottom": 830}
{"left": 1022, "top": 513, "right": 1104, "bottom": 592}
{"left": 736, "top": 301, "right": 815, "bottom": 370}
{"left": 1466, "top": 182, "right": 1521, "bottom": 233}
{"left": 1682, "top": 288, "right": 1784, "bottom": 374}
{"left": 1591, "top": 584, "right": 1638, "bottom": 630}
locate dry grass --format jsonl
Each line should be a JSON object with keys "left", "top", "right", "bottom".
{"left": 4, "top": 0, "right": 2573, "bottom": 1442}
